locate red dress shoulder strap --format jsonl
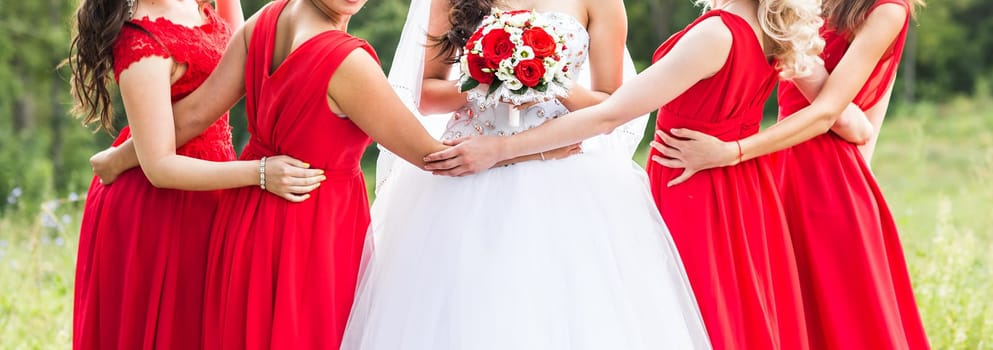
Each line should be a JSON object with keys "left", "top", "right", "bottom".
{"left": 308, "top": 32, "right": 380, "bottom": 76}
{"left": 852, "top": 0, "right": 911, "bottom": 109}
{"left": 251, "top": 0, "right": 289, "bottom": 78}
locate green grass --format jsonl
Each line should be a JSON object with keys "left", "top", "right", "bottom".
{"left": 2, "top": 101, "right": 992, "bottom": 349}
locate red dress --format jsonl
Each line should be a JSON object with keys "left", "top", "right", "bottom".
{"left": 776, "top": 0, "right": 930, "bottom": 348}
{"left": 200, "top": 1, "right": 375, "bottom": 348}
{"left": 74, "top": 5, "right": 234, "bottom": 350}
{"left": 645, "top": 11, "right": 809, "bottom": 350}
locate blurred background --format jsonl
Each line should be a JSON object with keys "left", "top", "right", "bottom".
{"left": 1, "top": 0, "right": 991, "bottom": 348}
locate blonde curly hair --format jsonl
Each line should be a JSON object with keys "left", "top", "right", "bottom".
{"left": 696, "top": 0, "right": 825, "bottom": 79}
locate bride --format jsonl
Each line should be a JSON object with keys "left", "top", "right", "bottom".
{"left": 342, "top": 0, "right": 710, "bottom": 348}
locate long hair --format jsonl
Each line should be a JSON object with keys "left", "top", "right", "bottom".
{"left": 823, "top": 0, "right": 924, "bottom": 35}
{"left": 67, "top": 0, "right": 213, "bottom": 133}
{"left": 431, "top": 0, "right": 494, "bottom": 63}
{"left": 67, "top": 0, "right": 133, "bottom": 133}
{"left": 696, "top": 0, "right": 825, "bottom": 79}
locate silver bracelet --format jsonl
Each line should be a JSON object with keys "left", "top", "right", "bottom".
{"left": 259, "top": 156, "right": 267, "bottom": 191}
{"left": 539, "top": 152, "right": 546, "bottom": 161}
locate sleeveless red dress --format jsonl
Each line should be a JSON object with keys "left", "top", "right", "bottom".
{"left": 74, "top": 5, "right": 234, "bottom": 350}
{"left": 776, "top": 1, "right": 930, "bottom": 348}
{"left": 200, "top": 2, "right": 376, "bottom": 348}
{"left": 645, "top": 11, "right": 808, "bottom": 350}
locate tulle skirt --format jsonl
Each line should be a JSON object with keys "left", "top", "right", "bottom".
{"left": 342, "top": 150, "right": 711, "bottom": 349}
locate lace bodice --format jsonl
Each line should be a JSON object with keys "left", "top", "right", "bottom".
{"left": 442, "top": 12, "right": 590, "bottom": 140}
{"left": 111, "top": 5, "right": 234, "bottom": 160}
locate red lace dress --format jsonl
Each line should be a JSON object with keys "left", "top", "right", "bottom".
{"left": 776, "top": 0, "right": 930, "bottom": 348}
{"left": 200, "top": 1, "right": 375, "bottom": 348}
{"left": 74, "top": 5, "right": 234, "bottom": 350}
{"left": 645, "top": 11, "right": 809, "bottom": 350}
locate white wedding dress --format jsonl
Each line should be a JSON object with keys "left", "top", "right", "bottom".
{"left": 341, "top": 9, "right": 711, "bottom": 350}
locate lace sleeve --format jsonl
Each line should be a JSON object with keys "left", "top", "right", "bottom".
{"left": 113, "top": 24, "right": 171, "bottom": 81}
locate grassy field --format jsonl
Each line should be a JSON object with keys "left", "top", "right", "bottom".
{"left": 1, "top": 100, "right": 991, "bottom": 349}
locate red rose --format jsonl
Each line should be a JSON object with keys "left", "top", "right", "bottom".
{"left": 481, "top": 29, "right": 514, "bottom": 68}
{"left": 514, "top": 59, "right": 546, "bottom": 88}
{"left": 467, "top": 54, "right": 495, "bottom": 84}
{"left": 503, "top": 10, "right": 531, "bottom": 16}
{"left": 522, "top": 27, "right": 556, "bottom": 58}
{"left": 465, "top": 28, "right": 484, "bottom": 50}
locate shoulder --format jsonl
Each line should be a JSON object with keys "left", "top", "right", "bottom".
{"left": 332, "top": 39, "right": 380, "bottom": 68}
{"left": 113, "top": 24, "right": 172, "bottom": 79}
{"left": 657, "top": 15, "right": 733, "bottom": 78}
{"left": 683, "top": 16, "right": 734, "bottom": 53}
{"left": 585, "top": 0, "right": 626, "bottom": 25}
{"left": 585, "top": 0, "right": 625, "bottom": 13}
{"left": 866, "top": 2, "right": 910, "bottom": 26}
{"left": 314, "top": 32, "right": 379, "bottom": 63}
{"left": 853, "top": 3, "right": 908, "bottom": 42}
{"left": 114, "top": 23, "right": 163, "bottom": 49}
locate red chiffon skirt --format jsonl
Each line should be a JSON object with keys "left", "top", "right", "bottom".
{"left": 775, "top": 132, "right": 929, "bottom": 349}
{"left": 74, "top": 129, "right": 234, "bottom": 349}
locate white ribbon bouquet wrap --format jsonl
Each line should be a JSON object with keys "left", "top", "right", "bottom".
{"left": 457, "top": 9, "right": 574, "bottom": 127}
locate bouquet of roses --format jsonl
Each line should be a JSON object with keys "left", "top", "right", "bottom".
{"left": 458, "top": 9, "right": 573, "bottom": 127}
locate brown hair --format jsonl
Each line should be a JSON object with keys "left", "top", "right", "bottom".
{"left": 823, "top": 0, "right": 924, "bottom": 35}
{"left": 431, "top": 0, "right": 494, "bottom": 63}
{"left": 67, "top": 0, "right": 133, "bottom": 133}
{"left": 67, "top": 0, "right": 212, "bottom": 133}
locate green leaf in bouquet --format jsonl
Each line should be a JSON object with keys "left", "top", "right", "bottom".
{"left": 535, "top": 82, "right": 548, "bottom": 93}
{"left": 487, "top": 80, "right": 503, "bottom": 96}
{"left": 512, "top": 86, "right": 528, "bottom": 95}
{"left": 460, "top": 78, "right": 480, "bottom": 92}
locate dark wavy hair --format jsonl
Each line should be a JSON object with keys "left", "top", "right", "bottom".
{"left": 431, "top": 0, "right": 494, "bottom": 64}
{"left": 824, "top": 0, "right": 924, "bottom": 35}
{"left": 67, "top": 0, "right": 133, "bottom": 133}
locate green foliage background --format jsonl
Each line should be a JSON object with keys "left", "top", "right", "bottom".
{"left": 0, "top": 0, "right": 991, "bottom": 208}
{"left": 1, "top": 0, "right": 992, "bottom": 348}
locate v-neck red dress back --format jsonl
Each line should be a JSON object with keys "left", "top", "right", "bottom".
{"left": 201, "top": 1, "right": 377, "bottom": 349}
{"left": 646, "top": 10, "right": 809, "bottom": 350}
{"left": 775, "top": 0, "right": 930, "bottom": 348}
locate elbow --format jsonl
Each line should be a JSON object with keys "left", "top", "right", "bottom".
{"left": 140, "top": 160, "right": 173, "bottom": 189}
{"left": 850, "top": 130, "right": 873, "bottom": 146}
{"left": 416, "top": 104, "right": 435, "bottom": 117}
{"left": 594, "top": 107, "right": 625, "bottom": 135}
{"left": 811, "top": 102, "right": 844, "bottom": 133}
{"left": 145, "top": 173, "right": 170, "bottom": 189}
{"left": 143, "top": 169, "right": 171, "bottom": 189}
{"left": 416, "top": 91, "right": 441, "bottom": 116}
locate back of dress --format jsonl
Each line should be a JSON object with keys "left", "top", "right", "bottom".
{"left": 202, "top": 1, "right": 381, "bottom": 348}
{"left": 653, "top": 12, "right": 777, "bottom": 143}
{"left": 644, "top": 10, "right": 809, "bottom": 350}
{"left": 241, "top": 0, "right": 376, "bottom": 172}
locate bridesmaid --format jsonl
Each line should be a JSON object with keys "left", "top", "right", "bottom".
{"left": 91, "top": 0, "right": 452, "bottom": 348}
{"left": 661, "top": 0, "right": 931, "bottom": 348}
{"left": 67, "top": 0, "right": 319, "bottom": 349}
{"left": 424, "top": 0, "right": 832, "bottom": 348}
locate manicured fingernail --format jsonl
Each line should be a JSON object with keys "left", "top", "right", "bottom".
{"left": 319, "top": 170, "right": 325, "bottom": 175}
